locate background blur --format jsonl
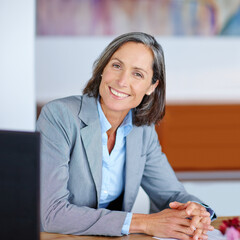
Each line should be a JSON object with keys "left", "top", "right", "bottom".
{"left": 1, "top": 0, "right": 240, "bottom": 217}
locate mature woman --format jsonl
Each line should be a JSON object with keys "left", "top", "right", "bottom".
{"left": 37, "top": 32, "right": 215, "bottom": 239}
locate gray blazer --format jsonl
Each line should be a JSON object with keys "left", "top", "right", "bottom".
{"left": 36, "top": 95, "right": 202, "bottom": 236}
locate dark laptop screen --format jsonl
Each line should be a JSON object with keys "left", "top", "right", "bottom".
{"left": 0, "top": 130, "right": 40, "bottom": 240}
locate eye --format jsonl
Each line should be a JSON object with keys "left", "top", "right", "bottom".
{"left": 134, "top": 72, "right": 143, "bottom": 79}
{"left": 112, "top": 63, "right": 121, "bottom": 69}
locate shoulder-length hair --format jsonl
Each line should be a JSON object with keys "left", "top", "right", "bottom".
{"left": 83, "top": 32, "right": 166, "bottom": 126}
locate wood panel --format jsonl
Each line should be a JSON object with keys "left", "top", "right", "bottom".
{"left": 155, "top": 104, "right": 240, "bottom": 171}
{"left": 37, "top": 104, "right": 240, "bottom": 171}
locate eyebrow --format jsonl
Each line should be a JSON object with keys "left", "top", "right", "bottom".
{"left": 111, "top": 57, "right": 149, "bottom": 75}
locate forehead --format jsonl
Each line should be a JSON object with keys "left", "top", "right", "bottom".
{"left": 111, "top": 42, "right": 154, "bottom": 68}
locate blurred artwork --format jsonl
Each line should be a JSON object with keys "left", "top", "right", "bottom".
{"left": 37, "top": 0, "right": 240, "bottom": 36}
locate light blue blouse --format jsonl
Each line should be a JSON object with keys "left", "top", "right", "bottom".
{"left": 97, "top": 100, "right": 133, "bottom": 234}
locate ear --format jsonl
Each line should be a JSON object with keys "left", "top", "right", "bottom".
{"left": 146, "top": 80, "right": 159, "bottom": 96}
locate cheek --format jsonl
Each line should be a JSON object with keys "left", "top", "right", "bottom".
{"left": 99, "top": 80, "right": 106, "bottom": 96}
{"left": 99, "top": 77, "right": 111, "bottom": 97}
{"left": 102, "top": 67, "right": 114, "bottom": 82}
{"left": 100, "top": 77, "right": 109, "bottom": 89}
{"left": 132, "top": 84, "right": 151, "bottom": 98}
{"left": 101, "top": 74, "right": 113, "bottom": 86}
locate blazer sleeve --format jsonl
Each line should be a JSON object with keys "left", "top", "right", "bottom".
{"left": 140, "top": 125, "right": 204, "bottom": 212}
{"left": 36, "top": 102, "right": 127, "bottom": 236}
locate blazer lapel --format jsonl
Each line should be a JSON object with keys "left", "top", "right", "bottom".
{"left": 79, "top": 95, "right": 102, "bottom": 206}
{"left": 123, "top": 126, "right": 145, "bottom": 212}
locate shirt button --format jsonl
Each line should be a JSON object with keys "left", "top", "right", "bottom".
{"left": 104, "top": 190, "right": 108, "bottom": 194}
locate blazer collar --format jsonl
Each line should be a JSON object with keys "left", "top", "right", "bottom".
{"left": 78, "top": 95, "right": 99, "bottom": 125}
{"left": 79, "top": 95, "right": 102, "bottom": 205}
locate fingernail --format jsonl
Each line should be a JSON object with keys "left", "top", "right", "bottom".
{"left": 208, "top": 226, "right": 214, "bottom": 230}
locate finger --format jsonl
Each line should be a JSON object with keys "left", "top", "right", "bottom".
{"left": 191, "top": 216, "right": 213, "bottom": 232}
{"left": 172, "top": 215, "right": 212, "bottom": 232}
{"left": 204, "top": 216, "right": 211, "bottom": 225}
{"left": 198, "top": 223, "right": 214, "bottom": 232}
{"left": 166, "top": 217, "right": 192, "bottom": 227}
{"left": 195, "top": 232, "right": 208, "bottom": 240}
{"left": 157, "top": 214, "right": 194, "bottom": 238}
{"left": 186, "top": 208, "right": 210, "bottom": 218}
{"left": 152, "top": 220, "right": 192, "bottom": 240}
{"left": 190, "top": 216, "right": 202, "bottom": 231}
{"left": 193, "top": 228, "right": 203, "bottom": 240}
{"left": 169, "top": 201, "right": 188, "bottom": 210}
{"left": 185, "top": 203, "right": 206, "bottom": 216}
{"left": 174, "top": 224, "right": 195, "bottom": 236}
{"left": 176, "top": 208, "right": 208, "bottom": 220}
{"left": 170, "top": 226, "right": 193, "bottom": 240}
{"left": 196, "top": 234, "right": 208, "bottom": 240}
{"left": 172, "top": 231, "right": 192, "bottom": 240}
{"left": 200, "top": 216, "right": 214, "bottom": 234}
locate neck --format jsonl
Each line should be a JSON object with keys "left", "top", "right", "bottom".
{"left": 100, "top": 103, "right": 129, "bottom": 135}
{"left": 104, "top": 110, "right": 127, "bottom": 135}
{"left": 104, "top": 112, "right": 126, "bottom": 154}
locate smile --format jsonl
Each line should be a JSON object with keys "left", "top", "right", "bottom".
{"left": 110, "top": 87, "right": 129, "bottom": 98}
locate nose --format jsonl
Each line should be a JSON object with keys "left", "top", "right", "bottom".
{"left": 117, "top": 71, "right": 129, "bottom": 87}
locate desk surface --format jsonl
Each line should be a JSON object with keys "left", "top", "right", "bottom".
{"left": 41, "top": 232, "right": 153, "bottom": 240}
{"left": 41, "top": 216, "right": 239, "bottom": 240}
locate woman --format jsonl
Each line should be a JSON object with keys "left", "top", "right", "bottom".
{"left": 37, "top": 32, "right": 215, "bottom": 239}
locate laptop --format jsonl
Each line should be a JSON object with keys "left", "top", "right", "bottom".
{"left": 0, "top": 130, "right": 40, "bottom": 240}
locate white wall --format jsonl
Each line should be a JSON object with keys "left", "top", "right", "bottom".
{"left": 36, "top": 37, "right": 240, "bottom": 104}
{"left": 0, "top": 0, "right": 35, "bottom": 131}
{"left": 132, "top": 181, "right": 240, "bottom": 216}
{"left": 183, "top": 181, "right": 240, "bottom": 216}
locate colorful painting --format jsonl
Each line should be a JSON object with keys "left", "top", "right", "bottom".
{"left": 37, "top": 0, "right": 240, "bottom": 36}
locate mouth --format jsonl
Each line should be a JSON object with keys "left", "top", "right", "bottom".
{"left": 109, "top": 87, "right": 129, "bottom": 99}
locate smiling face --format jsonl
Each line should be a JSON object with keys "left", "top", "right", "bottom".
{"left": 99, "top": 42, "right": 159, "bottom": 119}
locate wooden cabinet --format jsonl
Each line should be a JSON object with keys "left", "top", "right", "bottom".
{"left": 156, "top": 104, "right": 240, "bottom": 171}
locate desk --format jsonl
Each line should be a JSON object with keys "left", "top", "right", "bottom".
{"left": 41, "top": 232, "right": 152, "bottom": 240}
{"left": 41, "top": 216, "right": 239, "bottom": 240}
{"left": 211, "top": 216, "right": 239, "bottom": 230}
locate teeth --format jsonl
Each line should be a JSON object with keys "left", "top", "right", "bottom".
{"left": 110, "top": 88, "right": 128, "bottom": 98}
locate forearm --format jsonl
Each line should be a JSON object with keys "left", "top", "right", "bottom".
{"left": 42, "top": 200, "right": 127, "bottom": 236}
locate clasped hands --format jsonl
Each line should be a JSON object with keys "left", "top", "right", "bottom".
{"left": 145, "top": 201, "right": 214, "bottom": 240}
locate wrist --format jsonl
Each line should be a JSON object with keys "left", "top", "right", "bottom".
{"left": 129, "top": 213, "right": 148, "bottom": 234}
